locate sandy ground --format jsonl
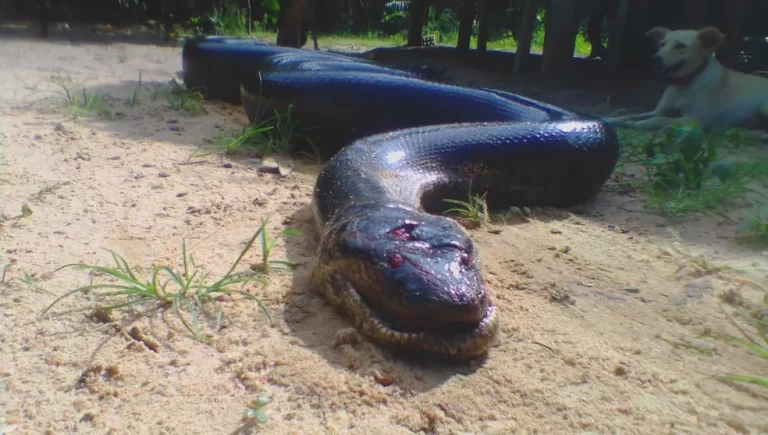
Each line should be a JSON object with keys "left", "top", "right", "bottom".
{"left": 1, "top": 29, "right": 768, "bottom": 435}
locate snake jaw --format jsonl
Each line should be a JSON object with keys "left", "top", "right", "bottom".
{"left": 313, "top": 268, "right": 500, "bottom": 359}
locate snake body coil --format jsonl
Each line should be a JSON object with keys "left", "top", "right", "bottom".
{"left": 183, "top": 37, "right": 620, "bottom": 359}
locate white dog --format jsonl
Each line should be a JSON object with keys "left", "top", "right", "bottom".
{"left": 604, "top": 26, "right": 768, "bottom": 136}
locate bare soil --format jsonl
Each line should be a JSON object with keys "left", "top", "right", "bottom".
{"left": 1, "top": 27, "right": 767, "bottom": 435}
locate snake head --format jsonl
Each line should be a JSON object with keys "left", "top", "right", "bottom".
{"left": 325, "top": 204, "right": 493, "bottom": 336}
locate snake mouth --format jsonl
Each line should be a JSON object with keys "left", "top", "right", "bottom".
{"left": 328, "top": 272, "right": 500, "bottom": 359}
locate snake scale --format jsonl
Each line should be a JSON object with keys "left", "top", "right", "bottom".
{"left": 182, "top": 36, "right": 620, "bottom": 359}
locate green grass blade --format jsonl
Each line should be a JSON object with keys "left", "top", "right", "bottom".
{"left": 38, "top": 283, "right": 138, "bottom": 317}
{"left": 182, "top": 238, "right": 190, "bottom": 282}
{"left": 202, "top": 275, "right": 268, "bottom": 295}
{"left": 716, "top": 374, "right": 768, "bottom": 388}
{"left": 719, "top": 304, "right": 767, "bottom": 349}
{"left": 208, "top": 222, "right": 267, "bottom": 289}
{"left": 100, "top": 296, "right": 156, "bottom": 311}
{"left": 161, "top": 266, "right": 190, "bottom": 294}
{"left": 92, "top": 285, "right": 164, "bottom": 297}
{"left": 108, "top": 250, "right": 140, "bottom": 282}
{"left": 171, "top": 297, "right": 201, "bottom": 341}
{"left": 722, "top": 336, "right": 768, "bottom": 359}
{"left": 54, "top": 262, "right": 144, "bottom": 288}
{"left": 268, "top": 260, "right": 298, "bottom": 268}
{"left": 178, "top": 297, "right": 205, "bottom": 340}
{"left": 227, "top": 289, "right": 273, "bottom": 326}
{"left": 259, "top": 218, "right": 270, "bottom": 261}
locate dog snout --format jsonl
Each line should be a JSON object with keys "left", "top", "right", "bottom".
{"left": 651, "top": 54, "right": 664, "bottom": 68}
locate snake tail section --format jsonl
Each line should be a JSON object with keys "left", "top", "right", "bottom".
{"left": 182, "top": 36, "right": 443, "bottom": 104}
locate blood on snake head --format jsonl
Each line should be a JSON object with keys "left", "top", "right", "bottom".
{"left": 333, "top": 205, "right": 489, "bottom": 333}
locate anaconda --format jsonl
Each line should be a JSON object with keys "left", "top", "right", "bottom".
{"left": 182, "top": 37, "right": 620, "bottom": 359}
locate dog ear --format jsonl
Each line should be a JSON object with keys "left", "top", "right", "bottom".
{"left": 645, "top": 27, "right": 670, "bottom": 44}
{"left": 698, "top": 26, "right": 726, "bottom": 50}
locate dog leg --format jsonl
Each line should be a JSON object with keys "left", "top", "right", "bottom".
{"left": 736, "top": 130, "right": 768, "bottom": 144}
{"left": 757, "top": 99, "right": 768, "bottom": 142}
{"left": 604, "top": 88, "right": 677, "bottom": 128}
{"left": 630, "top": 115, "right": 699, "bottom": 131}
{"left": 604, "top": 111, "right": 659, "bottom": 127}
{"left": 312, "top": 31, "right": 319, "bottom": 50}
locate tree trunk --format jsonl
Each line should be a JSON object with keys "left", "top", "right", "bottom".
{"left": 512, "top": 0, "right": 537, "bottom": 76}
{"left": 351, "top": 0, "right": 365, "bottom": 33}
{"left": 247, "top": 0, "right": 253, "bottom": 34}
{"left": 276, "top": 0, "right": 306, "bottom": 47}
{"left": 407, "top": 0, "right": 426, "bottom": 46}
{"left": 163, "top": 2, "right": 174, "bottom": 42}
{"left": 540, "top": 0, "right": 578, "bottom": 77}
{"left": 456, "top": 0, "right": 476, "bottom": 53}
{"left": 719, "top": 0, "right": 746, "bottom": 70}
{"left": 39, "top": 0, "right": 49, "bottom": 38}
{"left": 601, "top": 0, "right": 630, "bottom": 74}
{"left": 614, "top": 0, "right": 654, "bottom": 74}
{"left": 476, "top": 0, "right": 492, "bottom": 54}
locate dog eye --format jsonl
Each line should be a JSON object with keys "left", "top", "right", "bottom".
{"left": 674, "top": 42, "right": 687, "bottom": 49}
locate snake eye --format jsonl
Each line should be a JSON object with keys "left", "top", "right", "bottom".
{"left": 460, "top": 253, "right": 472, "bottom": 266}
{"left": 389, "top": 221, "right": 419, "bottom": 241}
{"left": 390, "top": 252, "right": 404, "bottom": 268}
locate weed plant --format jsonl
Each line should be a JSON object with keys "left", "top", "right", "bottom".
{"left": 38, "top": 217, "right": 299, "bottom": 342}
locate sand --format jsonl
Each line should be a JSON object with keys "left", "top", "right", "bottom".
{"left": 1, "top": 29, "right": 767, "bottom": 435}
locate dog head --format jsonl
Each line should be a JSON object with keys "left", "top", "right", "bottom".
{"left": 645, "top": 26, "right": 726, "bottom": 78}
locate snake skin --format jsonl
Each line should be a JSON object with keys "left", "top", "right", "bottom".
{"left": 183, "top": 37, "right": 621, "bottom": 359}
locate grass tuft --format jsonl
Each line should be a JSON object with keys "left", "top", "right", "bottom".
{"left": 613, "top": 123, "right": 768, "bottom": 221}
{"left": 165, "top": 79, "right": 205, "bottom": 115}
{"left": 736, "top": 203, "right": 768, "bottom": 242}
{"left": 126, "top": 70, "right": 143, "bottom": 107}
{"left": 203, "top": 103, "right": 320, "bottom": 160}
{"left": 443, "top": 187, "right": 490, "bottom": 229}
{"left": 714, "top": 280, "right": 768, "bottom": 389}
{"left": 37, "top": 217, "right": 297, "bottom": 342}
{"left": 250, "top": 217, "right": 302, "bottom": 274}
{"left": 659, "top": 229, "right": 732, "bottom": 278}
{"left": 36, "top": 73, "right": 113, "bottom": 119}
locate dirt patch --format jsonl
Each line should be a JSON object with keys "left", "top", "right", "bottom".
{"left": 1, "top": 34, "right": 767, "bottom": 435}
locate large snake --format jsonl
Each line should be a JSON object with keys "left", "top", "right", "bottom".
{"left": 183, "top": 37, "right": 620, "bottom": 359}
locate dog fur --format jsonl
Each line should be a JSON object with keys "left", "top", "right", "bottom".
{"left": 604, "top": 26, "right": 768, "bottom": 136}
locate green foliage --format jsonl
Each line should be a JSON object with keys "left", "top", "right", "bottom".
{"left": 443, "top": 188, "right": 490, "bottom": 229}
{"left": 37, "top": 217, "right": 297, "bottom": 342}
{"left": 251, "top": 217, "right": 302, "bottom": 274}
{"left": 33, "top": 73, "right": 113, "bottom": 119}
{"left": 715, "top": 284, "right": 768, "bottom": 390}
{"left": 203, "top": 104, "right": 318, "bottom": 158}
{"left": 259, "top": 0, "right": 280, "bottom": 27}
{"left": 616, "top": 124, "right": 768, "bottom": 220}
{"left": 642, "top": 125, "right": 720, "bottom": 192}
{"left": 244, "top": 396, "right": 271, "bottom": 424}
{"left": 165, "top": 79, "right": 205, "bottom": 115}
{"left": 737, "top": 204, "right": 768, "bottom": 241}
{"left": 209, "top": 4, "right": 250, "bottom": 35}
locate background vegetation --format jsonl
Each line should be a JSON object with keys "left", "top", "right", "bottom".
{"left": 7, "top": 0, "right": 603, "bottom": 55}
